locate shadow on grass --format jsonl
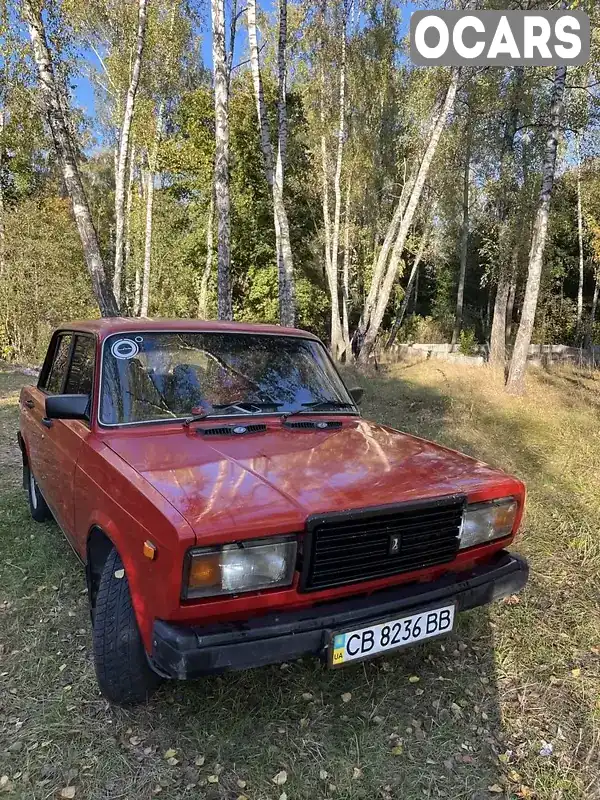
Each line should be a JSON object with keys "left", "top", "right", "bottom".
{"left": 1, "top": 366, "right": 596, "bottom": 799}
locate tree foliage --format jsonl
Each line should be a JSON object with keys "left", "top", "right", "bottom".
{"left": 1, "top": 0, "right": 600, "bottom": 391}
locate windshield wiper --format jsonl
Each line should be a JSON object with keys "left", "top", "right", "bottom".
{"left": 281, "top": 399, "right": 355, "bottom": 422}
{"left": 183, "top": 401, "right": 284, "bottom": 426}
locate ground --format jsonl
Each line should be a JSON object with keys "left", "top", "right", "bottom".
{"left": 0, "top": 361, "right": 599, "bottom": 800}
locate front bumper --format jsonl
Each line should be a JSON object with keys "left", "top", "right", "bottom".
{"left": 151, "top": 550, "right": 528, "bottom": 680}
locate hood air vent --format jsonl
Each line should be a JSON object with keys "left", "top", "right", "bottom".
{"left": 284, "top": 420, "right": 343, "bottom": 430}
{"left": 199, "top": 423, "right": 267, "bottom": 437}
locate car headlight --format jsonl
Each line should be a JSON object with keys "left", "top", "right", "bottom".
{"left": 183, "top": 536, "right": 297, "bottom": 599}
{"left": 459, "top": 498, "right": 518, "bottom": 550}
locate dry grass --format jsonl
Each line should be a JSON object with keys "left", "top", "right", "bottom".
{"left": 0, "top": 361, "right": 599, "bottom": 800}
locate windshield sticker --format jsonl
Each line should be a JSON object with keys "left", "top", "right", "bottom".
{"left": 111, "top": 339, "right": 139, "bottom": 360}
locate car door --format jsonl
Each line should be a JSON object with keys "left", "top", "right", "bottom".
{"left": 22, "top": 332, "right": 73, "bottom": 508}
{"left": 28, "top": 333, "right": 96, "bottom": 545}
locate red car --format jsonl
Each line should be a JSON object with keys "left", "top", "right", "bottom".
{"left": 18, "top": 319, "right": 528, "bottom": 705}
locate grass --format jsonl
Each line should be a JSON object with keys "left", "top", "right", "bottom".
{"left": 0, "top": 361, "right": 599, "bottom": 800}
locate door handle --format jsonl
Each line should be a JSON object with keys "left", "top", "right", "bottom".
{"left": 42, "top": 418, "right": 53, "bottom": 429}
{"left": 24, "top": 399, "right": 35, "bottom": 409}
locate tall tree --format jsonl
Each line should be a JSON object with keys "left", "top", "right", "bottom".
{"left": 212, "top": 0, "right": 232, "bottom": 319}
{"left": 452, "top": 118, "right": 471, "bottom": 346}
{"left": 576, "top": 133, "right": 585, "bottom": 334}
{"left": 112, "top": 0, "right": 148, "bottom": 306}
{"left": 0, "top": 105, "right": 5, "bottom": 280}
{"left": 341, "top": 173, "right": 352, "bottom": 352}
{"left": 506, "top": 66, "right": 567, "bottom": 395}
{"left": 489, "top": 66, "right": 525, "bottom": 367}
{"left": 386, "top": 213, "right": 434, "bottom": 349}
{"left": 247, "top": 0, "right": 296, "bottom": 326}
{"left": 22, "top": 0, "right": 119, "bottom": 317}
{"left": 198, "top": 191, "right": 214, "bottom": 318}
{"left": 357, "top": 67, "right": 460, "bottom": 363}
{"left": 140, "top": 1, "right": 179, "bottom": 318}
{"left": 328, "top": 0, "right": 348, "bottom": 358}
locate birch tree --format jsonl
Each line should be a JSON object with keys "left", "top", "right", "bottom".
{"left": 341, "top": 175, "right": 352, "bottom": 352}
{"left": 0, "top": 106, "right": 5, "bottom": 280}
{"left": 488, "top": 66, "right": 525, "bottom": 367}
{"left": 247, "top": 0, "right": 296, "bottom": 326}
{"left": 327, "top": 0, "right": 348, "bottom": 358}
{"left": 212, "top": 0, "right": 232, "bottom": 319}
{"left": 386, "top": 213, "right": 434, "bottom": 349}
{"left": 576, "top": 133, "right": 585, "bottom": 334}
{"left": 22, "top": 0, "right": 119, "bottom": 317}
{"left": 140, "top": 115, "right": 162, "bottom": 318}
{"left": 198, "top": 192, "right": 214, "bottom": 318}
{"left": 506, "top": 66, "right": 567, "bottom": 395}
{"left": 139, "top": 1, "right": 179, "bottom": 318}
{"left": 357, "top": 68, "right": 460, "bottom": 363}
{"left": 112, "top": 0, "right": 148, "bottom": 306}
{"left": 451, "top": 120, "right": 471, "bottom": 346}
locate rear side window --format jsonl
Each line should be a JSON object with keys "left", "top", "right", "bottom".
{"left": 45, "top": 334, "right": 73, "bottom": 394}
{"left": 65, "top": 336, "right": 95, "bottom": 395}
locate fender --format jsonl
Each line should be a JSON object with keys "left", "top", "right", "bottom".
{"left": 17, "top": 432, "right": 28, "bottom": 488}
{"left": 86, "top": 510, "right": 164, "bottom": 652}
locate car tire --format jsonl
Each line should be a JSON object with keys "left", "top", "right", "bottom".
{"left": 25, "top": 463, "right": 52, "bottom": 522}
{"left": 92, "top": 548, "right": 163, "bottom": 706}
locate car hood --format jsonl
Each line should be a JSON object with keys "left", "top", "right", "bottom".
{"left": 104, "top": 419, "right": 515, "bottom": 543}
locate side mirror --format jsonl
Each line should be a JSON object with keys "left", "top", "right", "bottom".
{"left": 45, "top": 394, "right": 90, "bottom": 421}
{"left": 349, "top": 386, "right": 364, "bottom": 404}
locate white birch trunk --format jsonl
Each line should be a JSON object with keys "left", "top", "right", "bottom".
{"left": 113, "top": 0, "right": 148, "bottom": 305}
{"left": 139, "top": 2, "right": 177, "bottom": 318}
{"left": 319, "top": 0, "right": 332, "bottom": 313}
{"left": 341, "top": 175, "right": 352, "bottom": 355}
{"left": 576, "top": 133, "right": 584, "bottom": 333}
{"left": 386, "top": 214, "right": 433, "bottom": 349}
{"left": 489, "top": 65, "right": 524, "bottom": 367}
{"left": 452, "top": 124, "right": 471, "bottom": 346}
{"left": 274, "top": 0, "right": 287, "bottom": 300}
{"left": 329, "top": 2, "right": 347, "bottom": 358}
{"left": 140, "top": 102, "right": 165, "bottom": 318}
{"left": 133, "top": 266, "right": 141, "bottom": 317}
{"left": 0, "top": 108, "right": 5, "bottom": 279}
{"left": 198, "top": 191, "right": 214, "bottom": 318}
{"left": 247, "top": 0, "right": 295, "bottom": 326}
{"left": 357, "top": 167, "right": 415, "bottom": 338}
{"left": 358, "top": 68, "right": 460, "bottom": 363}
{"left": 320, "top": 62, "right": 332, "bottom": 287}
{"left": 358, "top": 108, "right": 441, "bottom": 339}
{"left": 23, "top": 0, "right": 119, "bottom": 316}
{"left": 124, "top": 143, "right": 135, "bottom": 305}
{"left": 212, "top": 0, "right": 232, "bottom": 319}
{"left": 506, "top": 65, "right": 567, "bottom": 395}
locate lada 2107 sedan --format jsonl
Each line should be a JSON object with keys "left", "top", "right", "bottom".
{"left": 18, "top": 318, "right": 528, "bottom": 705}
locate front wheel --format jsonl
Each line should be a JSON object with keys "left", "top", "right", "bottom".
{"left": 25, "top": 463, "right": 52, "bottom": 522}
{"left": 92, "top": 548, "right": 162, "bottom": 706}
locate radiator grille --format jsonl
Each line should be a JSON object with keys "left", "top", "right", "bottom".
{"left": 199, "top": 423, "right": 267, "bottom": 437}
{"left": 301, "top": 496, "right": 465, "bottom": 591}
{"left": 284, "top": 420, "right": 343, "bottom": 430}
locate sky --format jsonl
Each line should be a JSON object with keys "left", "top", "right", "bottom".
{"left": 73, "top": 0, "right": 418, "bottom": 129}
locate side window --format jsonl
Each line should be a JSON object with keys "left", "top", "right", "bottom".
{"left": 45, "top": 334, "right": 73, "bottom": 394}
{"left": 65, "top": 336, "right": 95, "bottom": 395}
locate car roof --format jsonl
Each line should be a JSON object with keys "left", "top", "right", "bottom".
{"left": 60, "top": 317, "right": 320, "bottom": 342}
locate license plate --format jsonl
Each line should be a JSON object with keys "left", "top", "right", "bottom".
{"left": 330, "top": 604, "right": 455, "bottom": 667}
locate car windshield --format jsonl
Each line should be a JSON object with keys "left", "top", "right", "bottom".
{"left": 99, "top": 331, "right": 356, "bottom": 425}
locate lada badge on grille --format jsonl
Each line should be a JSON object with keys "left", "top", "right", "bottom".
{"left": 389, "top": 535, "right": 400, "bottom": 555}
